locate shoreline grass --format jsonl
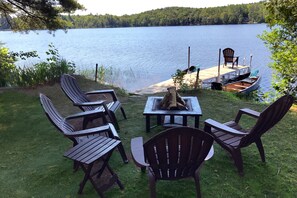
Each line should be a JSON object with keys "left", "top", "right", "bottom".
{"left": 0, "top": 76, "right": 296, "bottom": 197}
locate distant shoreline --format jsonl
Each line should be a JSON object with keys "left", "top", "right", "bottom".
{"left": 0, "top": 3, "right": 266, "bottom": 31}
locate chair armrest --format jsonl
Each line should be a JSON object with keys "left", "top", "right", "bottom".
{"left": 86, "top": 89, "right": 115, "bottom": 94}
{"left": 73, "top": 100, "right": 106, "bottom": 107}
{"left": 85, "top": 89, "right": 118, "bottom": 101}
{"left": 107, "top": 123, "right": 120, "bottom": 139}
{"left": 64, "top": 124, "right": 110, "bottom": 137}
{"left": 131, "top": 137, "right": 149, "bottom": 168}
{"left": 65, "top": 109, "right": 104, "bottom": 120}
{"left": 204, "top": 119, "right": 246, "bottom": 136}
{"left": 235, "top": 108, "right": 260, "bottom": 123}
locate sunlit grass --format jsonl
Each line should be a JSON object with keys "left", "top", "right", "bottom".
{"left": 0, "top": 76, "right": 296, "bottom": 197}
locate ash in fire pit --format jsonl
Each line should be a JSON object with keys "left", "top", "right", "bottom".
{"left": 159, "top": 87, "right": 188, "bottom": 110}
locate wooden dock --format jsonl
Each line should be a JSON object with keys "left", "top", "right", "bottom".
{"left": 135, "top": 65, "right": 250, "bottom": 94}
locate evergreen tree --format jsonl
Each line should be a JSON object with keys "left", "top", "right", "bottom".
{"left": 0, "top": 0, "right": 83, "bottom": 31}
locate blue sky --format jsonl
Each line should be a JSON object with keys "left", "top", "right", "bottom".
{"left": 76, "top": 0, "right": 263, "bottom": 16}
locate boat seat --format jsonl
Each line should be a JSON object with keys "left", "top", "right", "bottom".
{"left": 241, "top": 78, "right": 256, "bottom": 84}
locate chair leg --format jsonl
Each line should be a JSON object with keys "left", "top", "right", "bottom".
{"left": 117, "top": 142, "right": 129, "bottom": 163}
{"left": 120, "top": 107, "right": 127, "bottom": 119}
{"left": 106, "top": 164, "right": 124, "bottom": 190}
{"left": 194, "top": 172, "right": 202, "bottom": 198}
{"left": 255, "top": 139, "right": 266, "bottom": 162}
{"left": 92, "top": 152, "right": 117, "bottom": 197}
{"left": 73, "top": 160, "right": 80, "bottom": 172}
{"left": 109, "top": 111, "right": 120, "bottom": 130}
{"left": 148, "top": 172, "right": 157, "bottom": 198}
{"left": 78, "top": 163, "right": 94, "bottom": 194}
{"left": 231, "top": 149, "right": 244, "bottom": 176}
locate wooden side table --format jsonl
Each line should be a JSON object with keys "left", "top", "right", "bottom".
{"left": 64, "top": 136, "right": 124, "bottom": 197}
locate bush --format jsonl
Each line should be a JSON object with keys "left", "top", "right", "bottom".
{"left": 15, "top": 43, "right": 75, "bottom": 87}
{"left": 1, "top": 43, "right": 75, "bottom": 87}
{"left": 172, "top": 69, "right": 186, "bottom": 87}
{"left": 0, "top": 46, "right": 16, "bottom": 86}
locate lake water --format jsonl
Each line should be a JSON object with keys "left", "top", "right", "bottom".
{"left": 0, "top": 24, "right": 272, "bottom": 93}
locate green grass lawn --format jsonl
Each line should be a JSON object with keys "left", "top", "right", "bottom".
{"left": 0, "top": 76, "right": 296, "bottom": 197}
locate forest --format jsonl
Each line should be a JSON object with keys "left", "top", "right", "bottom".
{"left": 0, "top": 2, "right": 265, "bottom": 30}
{"left": 67, "top": 2, "right": 266, "bottom": 28}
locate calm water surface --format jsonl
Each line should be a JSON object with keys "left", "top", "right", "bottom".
{"left": 0, "top": 24, "right": 272, "bottom": 92}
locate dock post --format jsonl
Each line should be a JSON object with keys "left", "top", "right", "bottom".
{"left": 217, "top": 48, "right": 221, "bottom": 83}
{"left": 187, "top": 46, "right": 190, "bottom": 72}
{"left": 95, "top": 63, "right": 98, "bottom": 82}
{"left": 194, "top": 67, "right": 200, "bottom": 90}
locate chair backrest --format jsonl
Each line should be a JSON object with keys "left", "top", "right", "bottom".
{"left": 60, "top": 74, "right": 94, "bottom": 111}
{"left": 241, "top": 94, "right": 294, "bottom": 147}
{"left": 39, "top": 93, "right": 75, "bottom": 135}
{"left": 143, "top": 127, "right": 213, "bottom": 180}
{"left": 223, "top": 48, "right": 235, "bottom": 61}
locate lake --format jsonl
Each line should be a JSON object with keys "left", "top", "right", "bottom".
{"left": 0, "top": 24, "right": 272, "bottom": 93}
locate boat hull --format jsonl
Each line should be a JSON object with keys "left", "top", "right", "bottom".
{"left": 223, "top": 76, "right": 261, "bottom": 94}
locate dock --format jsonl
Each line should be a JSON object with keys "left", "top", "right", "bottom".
{"left": 135, "top": 65, "right": 250, "bottom": 94}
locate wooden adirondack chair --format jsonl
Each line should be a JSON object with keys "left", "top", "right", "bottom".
{"left": 131, "top": 127, "right": 214, "bottom": 198}
{"left": 204, "top": 94, "right": 294, "bottom": 175}
{"left": 39, "top": 93, "right": 128, "bottom": 164}
{"left": 223, "top": 48, "right": 239, "bottom": 68}
{"left": 60, "top": 74, "right": 127, "bottom": 129}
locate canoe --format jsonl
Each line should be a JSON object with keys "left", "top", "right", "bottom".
{"left": 223, "top": 76, "right": 261, "bottom": 94}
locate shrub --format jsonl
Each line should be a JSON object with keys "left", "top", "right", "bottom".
{"left": 15, "top": 43, "right": 75, "bottom": 87}
{"left": 0, "top": 46, "right": 16, "bottom": 86}
{"left": 172, "top": 69, "right": 186, "bottom": 88}
{"left": 0, "top": 43, "right": 75, "bottom": 87}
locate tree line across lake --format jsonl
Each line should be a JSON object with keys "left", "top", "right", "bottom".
{"left": 0, "top": 2, "right": 265, "bottom": 30}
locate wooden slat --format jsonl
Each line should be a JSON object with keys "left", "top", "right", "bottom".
{"left": 83, "top": 139, "right": 119, "bottom": 164}
{"left": 64, "top": 136, "right": 120, "bottom": 165}
{"left": 64, "top": 136, "right": 103, "bottom": 157}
